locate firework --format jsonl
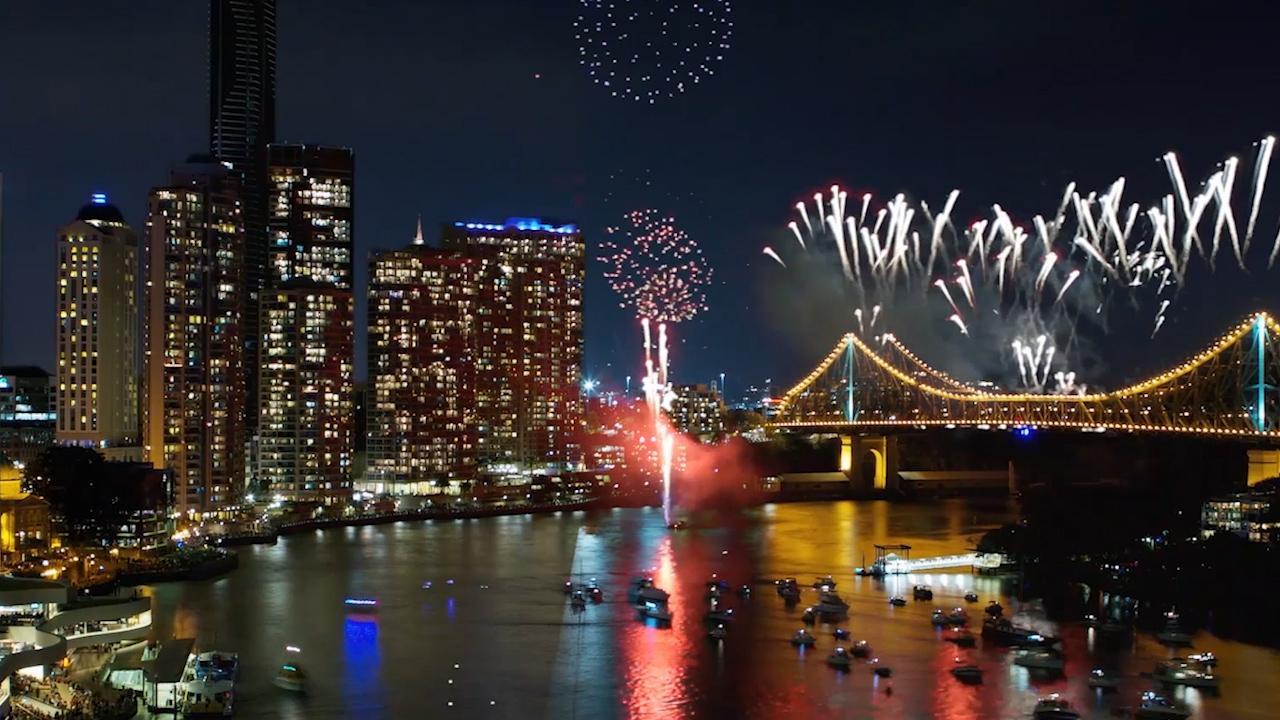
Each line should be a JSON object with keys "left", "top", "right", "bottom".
{"left": 766, "top": 135, "right": 1280, "bottom": 391}
{"left": 574, "top": 0, "right": 733, "bottom": 104}
{"left": 599, "top": 209, "right": 713, "bottom": 323}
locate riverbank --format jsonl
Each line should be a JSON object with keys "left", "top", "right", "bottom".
{"left": 117, "top": 549, "right": 238, "bottom": 585}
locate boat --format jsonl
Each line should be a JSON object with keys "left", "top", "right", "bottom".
{"left": 801, "top": 607, "right": 817, "bottom": 624}
{"left": 982, "top": 618, "right": 1054, "bottom": 647}
{"left": 1156, "top": 610, "right": 1193, "bottom": 646}
{"left": 590, "top": 587, "right": 604, "bottom": 603}
{"left": 1032, "top": 694, "right": 1080, "bottom": 719}
{"left": 779, "top": 585, "right": 801, "bottom": 603}
{"left": 775, "top": 577, "right": 799, "bottom": 594}
{"left": 193, "top": 651, "right": 239, "bottom": 683}
{"left": 706, "top": 586, "right": 722, "bottom": 601}
{"left": 180, "top": 679, "right": 234, "bottom": 716}
{"left": 832, "top": 627, "right": 850, "bottom": 640}
{"left": 913, "top": 585, "right": 933, "bottom": 601}
{"left": 1187, "top": 651, "right": 1217, "bottom": 667}
{"left": 813, "top": 592, "right": 850, "bottom": 617}
{"left": 706, "top": 576, "right": 731, "bottom": 591}
{"left": 1013, "top": 649, "right": 1065, "bottom": 672}
{"left": 950, "top": 663, "right": 983, "bottom": 684}
{"left": 827, "top": 646, "right": 852, "bottom": 670}
{"left": 708, "top": 624, "right": 727, "bottom": 641}
{"left": 562, "top": 580, "right": 574, "bottom": 594}
{"left": 272, "top": 646, "right": 306, "bottom": 693}
{"left": 704, "top": 608, "right": 735, "bottom": 623}
{"left": 850, "top": 640, "right": 871, "bottom": 658}
{"left": 1087, "top": 668, "right": 1120, "bottom": 690}
{"left": 985, "top": 600, "right": 1003, "bottom": 617}
{"left": 570, "top": 591, "right": 587, "bottom": 609}
{"left": 1135, "top": 691, "right": 1191, "bottom": 719}
{"left": 791, "top": 628, "right": 817, "bottom": 647}
{"left": 963, "top": 591, "right": 979, "bottom": 603}
{"left": 738, "top": 585, "right": 752, "bottom": 598}
{"left": 344, "top": 597, "right": 378, "bottom": 611}
{"left": 945, "top": 607, "right": 969, "bottom": 625}
{"left": 931, "top": 609, "right": 949, "bottom": 627}
{"left": 1153, "top": 658, "right": 1219, "bottom": 688}
{"left": 813, "top": 575, "right": 837, "bottom": 589}
{"left": 944, "top": 628, "right": 977, "bottom": 647}
{"left": 869, "top": 658, "right": 892, "bottom": 677}
{"left": 889, "top": 596, "right": 907, "bottom": 607}
{"left": 637, "top": 602, "right": 673, "bottom": 623}
{"left": 636, "top": 585, "right": 670, "bottom": 605}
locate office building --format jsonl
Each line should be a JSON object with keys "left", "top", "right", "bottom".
{"left": 258, "top": 145, "right": 354, "bottom": 502}
{"left": 55, "top": 195, "right": 138, "bottom": 447}
{"left": 0, "top": 366, "right": 56, "bottom": 468}
{"left": 440, "top": 218, "right": 585, "bottom": 476}
{"left": 142, "top": 158, "right": 246, "bottom": 515}
{"left": 367, "top": 232, "right": 477, "bottom": 491}
{"left": 669, "top": 383, "right": 726, "bottom": 441}
{"left": 210, "top": 0, "right": 276, "bottom": 448}
{"left": 1202, "top": 491, "right": 1279, "bottom": 543}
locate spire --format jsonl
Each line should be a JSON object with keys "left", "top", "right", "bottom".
{"left": 413, "top": 215, "right": 424, "bottom": 245}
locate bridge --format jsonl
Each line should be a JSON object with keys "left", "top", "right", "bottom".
{"left": 770, "top": 312, "right": 1280, "bottom": 439}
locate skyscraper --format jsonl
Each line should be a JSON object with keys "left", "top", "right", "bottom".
{"left": 56, "top": 195, "right": 138, "bottom": 448}
{"left": 367, "top": 227, "right": 478, "bottom": 490}
{"left": 209, "top": 0, "right": 276, "bottom": 454}
{"left": 258, "top": 144, "right": 354, "bottom": 502}
{"left": 142, "top": 158, "right": 246, "bottom": 516}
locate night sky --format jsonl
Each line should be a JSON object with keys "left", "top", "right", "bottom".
{"left": 3, "top": 1, "right": 1279, "bottom": 399}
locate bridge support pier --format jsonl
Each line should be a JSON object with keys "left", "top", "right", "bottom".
{"left": 841, "top": 435, "right": 899, "bottom": 492}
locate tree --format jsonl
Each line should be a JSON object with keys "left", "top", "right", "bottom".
{"left": 24, "top": 446, "right": 148, "bottom": 547}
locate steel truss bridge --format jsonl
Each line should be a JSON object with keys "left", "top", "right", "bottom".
{"left": 770, "top": 312, "right": 1280, "bottom": 439}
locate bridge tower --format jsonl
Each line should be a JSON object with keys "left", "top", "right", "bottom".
{"left": 1247, "top": 314, "right": 1277, "bottom": 433}
{"left": 840, "top": 434, "right": 899, "bottom": 491}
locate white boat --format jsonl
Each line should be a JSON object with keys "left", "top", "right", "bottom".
{"left": 180, "top": 679, "right": 235, "bottom": 716}
{"left": 827, "top": 646, "right": 852, "bottom": 669}
{"left": 1013, "top": 649, "right": 1065, "bottom": 671}
{"left": 1135, "top": 691, "right": 1191, "bottom": 719}
{"left": 1087, "top": 667, "right": 1120, "bottom": 690}
{"left": 791, "top": 629, "right": 816, "bottom": 647}
{"left": 950, "top": 663, "right": 983, "bottom": 683}
{"left": 1032, "top": 694, "right": 1080, "bottom": 719}
{"left": 192, "top": 651, "right": 240, "bottom": 683}
{"left": 1154, "top": 659, "right": 1219, "bottom": 688}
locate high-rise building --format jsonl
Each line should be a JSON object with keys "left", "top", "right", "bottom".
{"left": 367, "top": 229, "right": 478, "bottom": 491}
{"left": 440, "top": 218, "right": 585, "bottom": 475}
{"left": 55, "top": 195, "right": 138, "bottom": 447}
{"left": 669, "top": 383, "right": 726, "bottom": 441}
{"left": 0, "top": 366, "right": 56, "bottom": 469}
{"left": 209, "top": 0, "right": 276, "bottom": 454}
{"left": 142, "top": 158, "right": 246, "bottom": 516}
{"left": 258, "top": 145, "right": 354, "bottom": 502}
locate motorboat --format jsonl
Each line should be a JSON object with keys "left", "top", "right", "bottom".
{"left": 850, "top": 640, "right": 871, "bottom": 658}
{"left": 827, "top": 646, "right": 852, "bottom": 670}
{"left": 272, "top": 646, "right": 306, "bottom": 693}
{"left": 950, "top": 662, "right": 983, "bottom": 684}
{"left": 1013, "top": 649, "right": 1065, "bottom": 672}
{"left": 704, "top": 607, "right": 735, "bottom": 623}
{"left": 985, "top": 600, "right": 1003, "bottom": 617}
{"left": 813, "top": 575, "right": 837, "bottom": 590}
{"left": 832, "top": 627, "right": 850, "bottom": 640}
{"left": 801, "top": 607, "right": 817, "bottom": 624}
{"left": 931, "top": 609, "right": 949, "bottom": 627}
{"left": 779, "top": 585, "right": 801, "bottom": 603}
{"left": 944, "top": 628, "right": 977, "bottom": 647}
{"left": 1187, "top": 651, "right": 1217, "bottom": 667}
{"left": 590, "top": 587, "right": 604, "bottom": 603}
{"left": 813, "top": 592, "right": 850, "bottom": 617}
{"left": 1135, "top": 691, "right": 1192, "bottom": 719}
{"left": 889, "top": 596, "right": 907, "bottom": 607}
{"left": 708, "top": 624, "right": 727, "bottom": 641}
{"left": 562, "top": 580, "right": 574, "bottom": 594}
{"left": 637, "top": 602, "right": 673, "bottom": 623}
{"left": 1153, "top": 658, "right": 1219, "bottom": 688}
{"left": 791, "top": 628, "right": 817, "bottom": 647}
{"left": 193, "top": 651, "right": 240, "bottom": 683}
{"left": 775, "top": 577, "right": 799, "bottom": 594}
{"left": 1032, "top": 694, "right": 1080, "bottom": 719}
{"left": 636, "top": 585, "right": 670, "bottom": 606}
{"left": 982, "top": 618, "right": 1054, "bottom": 647}
{"left": 570, "top": 591, "right": 587, "bottom": 609}
{"left": 945, "top": 607, "right": 969, "bottom": 625}
{"left": 1156, "top": 610, "right": 1193, "bottom": 646}
{"left": 1083, "top": 613, "right": 1099, "bottom": 627}
{"left": 963, "top": 591, "right": 979, "bottom": 603}
{"left": 706, "top": 576, "right": 731, "bottom": 591}
{"left": 869, "top": 658, "right": 892, "bottom": 677}
{"left": 180, "top": 679, "right": 234, "bottom": 717}
{"left": 913, "top": 585, "right": 933, "bottom": 601}
{"left": 738, "top": 585, "right": 752, "bottom": 598}
{"left": 630, "top": 576, "right": 663, "bottom": 603}
{"left": 1087, "top": 667, "right": 1120, "bottom": 690}
{"left": 706, "top": 586, "right": 722, "bottom": 602}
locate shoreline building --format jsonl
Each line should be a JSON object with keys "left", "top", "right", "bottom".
{"left": 142, "top": 157, "right": 246, "bottom": 516}
{"left": 0, "top": 366, "right": 56, "bottom": 469}
{"left": 366, "top": 218, "right": 584, "bottom": 492}
{"left": 258, "top": 144, "right": 354, "bottom": 502}
{"left": 55, "top": 195, "right": 138, "bottom": 449}
{"left": 209, "top": 0, "right": 277, "bottom": 471}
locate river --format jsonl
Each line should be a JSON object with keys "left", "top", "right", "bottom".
{"left": 141, "top": 500, "right": 1280, "bottom": 719}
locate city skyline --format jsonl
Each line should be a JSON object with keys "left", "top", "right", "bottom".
{"left": 5, "top": 2, "right": 1280, "bottom": 393}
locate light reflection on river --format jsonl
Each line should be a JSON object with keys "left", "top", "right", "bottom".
{"left": 140, "top": 501, "right": 1279, "bottom": 719}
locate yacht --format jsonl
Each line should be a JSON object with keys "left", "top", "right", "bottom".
{"left": 982, "top": 618, "right": 1053, "bottom": 647}
{"left": 851, "top": 640, "right": 871, "bottom": 658}
{"left": 950, "top": 663, "right": 983, "bottom": 684}
{"left": 813, "top": 575, "right": 837, "bottom": 590}
{"left": 791, "top": 628, "right": 817, "bottom": 647}
{"left": 1154, "top": 658, "right": 1219, "bottom": 688}
{"left": 1087, "top": 668, "right": 1120, "bottom": 690}
{"left": 1032, "top": 694, "right": 1080, "bottom": 719}
{"left": 1013, "top": 649, "right": 1065, "bottom": 672}
{"left": 827, "top": 646, "right": 852, "bottom": 669}
{"left": 1135, "top": 691, "right": 1192, "bottom": 719}
{"left": 963, "top": 591, "right": 979, "bottom": 603}
{"left": 889, "top": 596, "right": 907, "bottom": 607}
{"left": 913, "top": 585, "right": 933, "bottom": 600}
{"left": 1156, "top": 610, "right": 1193, "bottom": 646}
{"left": 708, "top": 624, "right": 727, "bottom": 641}
{"left": 273, "top": 646, "right": 306, "bottom": 693}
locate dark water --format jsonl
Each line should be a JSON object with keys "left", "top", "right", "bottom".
{"left": 142, "top": 501, "right": 1280, "bottom": 719}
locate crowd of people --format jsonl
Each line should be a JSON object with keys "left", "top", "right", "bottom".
{"left": 12, "top": 675, "right": 136, "bottom": 720}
